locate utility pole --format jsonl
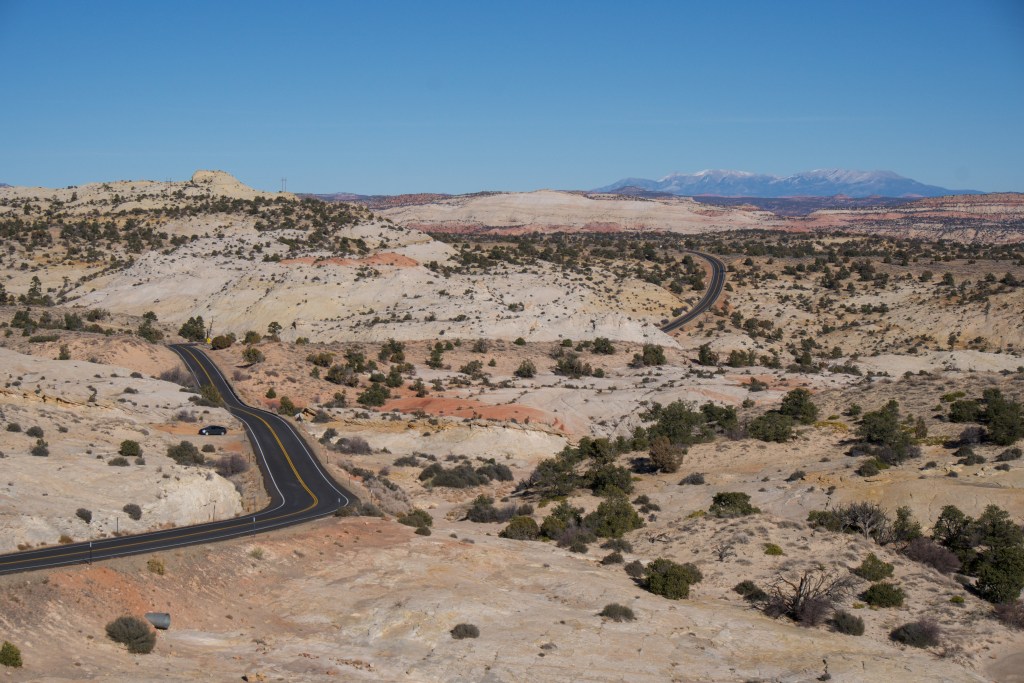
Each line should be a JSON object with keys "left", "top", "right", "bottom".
{"left": 281, "top": 178, "right": 287, "bottom": 193}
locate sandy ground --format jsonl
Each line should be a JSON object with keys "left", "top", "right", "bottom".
{"left": 1, "top": 512, "right": 1019, "bottom": 682}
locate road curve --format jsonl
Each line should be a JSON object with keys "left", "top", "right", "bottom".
{"left": 660, "top": 250, "right": 727, "bottom": 333}
{"left": 0, "top": 344, "right": 354, "bottom": 575}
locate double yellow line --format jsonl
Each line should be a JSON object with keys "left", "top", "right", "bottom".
{"left": 0, "top": 346, "right": 323, "bottom": 570}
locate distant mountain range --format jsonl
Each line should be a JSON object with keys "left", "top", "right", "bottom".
{"left": 595, "top": 169, "right": 981, "bottom": 198}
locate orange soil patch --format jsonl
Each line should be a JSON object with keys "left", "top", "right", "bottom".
{"left": 279, "top": 252, "right": 418, "bottom": 268}
{"left": 382, "top": 396, "right": 564, "bottom": 431}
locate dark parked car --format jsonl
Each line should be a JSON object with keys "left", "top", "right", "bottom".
{"left": 198, "top": 425, "right": 227, "bottom": 436}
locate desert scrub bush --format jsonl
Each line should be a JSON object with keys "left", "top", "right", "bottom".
{"left": 583, "top": 495, "right": 643, "bottom": 538}
{"left": 733, "top": 580, "right": 768, "bottom": 603}
{"left": 122, "top": 503, "right": 142, "bottom": 521}
{"left": 649, "top": 436, "right": 684, "bottom": 473}
{"left": 994, "top": 601, "right": 1024, "bottom": 629}
{"left": 397, "top": 509, "right": 433, "bottom": 529}
{"left": 215, "top": 453, "right": 249, "bottom": 476}
{"left": 76, "top": 508, "right": 92, "bottom": 524}
{"left": 708, "top": 492, "right": 759, "bottom": 518}
{"left": 450, "top": 623, "right": 479, "bottom": 639}
{"left": 26, "top": 425, "right": 44, "bottom": 438}
{"left": 5, "top": 423, "right": 20, "bottom": 432}
{"left": 996, "top": 447, "right": 1023, "bottom": 462}
{"left": 748, "top": 412, "right": 794, "bottom": 442}
{"left": 500, "top": 516, "right": 540, "bottom": 540}
{"left": 277, "top": 395, "right": 298, "bottom": 415}
{"left": 166, "top": 441, "right": 203, "bottom": 466}
{"left": 119, "top": 440, "right": 141, "bottom": 457}
{"left": 0, "top": 641, "right": 22, "bottom": 668}
{"left": 105, "top": 615, "right": 156, "bottom": 654}
{"left": 601, "top": 551, "right": 624, "bottom": 564}
{"left": 333, "top": 436, "right": 372, "bottom": 454}
{"left": 852, "top": 553, "right": 894, "bottom": 581}
{"left": 861, "top": 582, "right": 905, "bottom": 608}
{"left": 763, "top": 543, "right": 784, "bottom": 556}
{"left": 356, "top": 383, "right": 390, "bottom": 407}
{"left": 643, "top": 558, "right": 703, "bottom": 599}
{"left": 601, "top": 538, "right": 633, "bottom": 553}
{"left": 200, "top": 443, "right": 216, "bottom": 453}
{"left": 393, "top": 455, "right": 419, "bottom": 467}
{"left": 785, "top": 469, "right": 806, "bottom": 482}
{"left": 890, "top": 620, "right": 941, "bottom": 648}
{"left": 242, "top": 346, "right": 265, "bottom": 364}
{"left": 415, "top": 526, "right": 431, "bottom": 536}
{"left": 679, "top": 472, "right": 705, "bottom": 485}
{"left": 599, "top": 603, "right": 635, "bottom": 622}
{"left": 30, "top": 440, "right": 49, "bottom": 457}
{"left": 765, "top": 568, "right": 855, "bottom": 626}
{"left": 830, "top": 610, "right": 865, "bottom": 636}
{"left": 108, "top": 456, "right": 130, "bottom": 466}
{"left": 147, "top": 558, "right": 165, "bottom": 575}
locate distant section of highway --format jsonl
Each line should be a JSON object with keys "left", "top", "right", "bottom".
{"left": 0, "top": 345, "right": 354, "bottom": 575}
{"left": 660, "top": 250, "right": 727, "bottom": 333}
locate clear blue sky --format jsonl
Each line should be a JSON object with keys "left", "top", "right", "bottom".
{"left": 1, "top": 0, "right": 1022, "bottom": 193}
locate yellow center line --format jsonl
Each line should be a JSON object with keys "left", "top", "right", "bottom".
{"left": 0, "top": 346, "right": 326, "bottom": 568}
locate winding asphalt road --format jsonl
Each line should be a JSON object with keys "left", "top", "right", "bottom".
{"left": 1, "top": 250, "right": 724, "bottom": 575}
{"left": 0, "top": 344, "right": 353, "bottom": 575}
{"left": 660, "top": 250, "right": 727, "bottom": 333}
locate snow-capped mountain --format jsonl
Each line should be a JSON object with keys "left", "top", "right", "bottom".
{"left": 595, "top": 169, "right": 980, "bottom": 198}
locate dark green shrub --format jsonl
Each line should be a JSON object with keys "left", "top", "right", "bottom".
{"left": 166, "top": 441, "right": 203, "bottom": 466}
{"left": 890, "top": 620, "right": 940, "bottom": 648}
{"left": 599, "top": 603, "right": 635, "bottom": 621}
{"left": 601, "top": 538, "right": 633, "bottom": 553}
{"left": 30, "top": 441, "right": 49, "bottom": 457}
{"left": 852, "top": 553, "right": 894, "bottom": 581}
{"left": 210, "top": 335, "right": 234, "bottom": 350}
{"left": 26, "top": 426, "right": 44, "bottom": 438}
{"left": 242, "top": 346, "right": 265, "bottom": 364}
{"left": 830, "top": 610, "right": 865, "bottom": 636}
{"left": 397, "top": 509, "right": 433, "bottom": 528}
{"left": 0, "top": 641, "right": 22, "bottom": 668}
{"left": 601, "top": 551, "right": 624, "bottom": 565}
{"left": 779, "top": 388, "right": 819, "bottom": 424}
{"left": 450, "top": 623, "right": 479, "bottom": 639}
{"left": 749, "top": 412, "right": 794, "bottom": 442}
{"left": 76, "top": 508, "right": 92, "bottom": 524}
{"left": 356, "top": 383, "right": 390, "bottom": 407}
{"left": 500, "top": 516, "right": 540, "bottom": 540}
{"left": 733, "top": 580, "right": 768, "bottom": 602}
{"left": 5, "top": 423, "right": 20, "bottom": 433}
{"left": 414, "top": 526, "right": 431, "bottom": 536}
{"left": 862, "top": 582, "right": 905, "bottom": 607}
{"left": 201, "top": 443, "right": 216, "bottom": 453}
{"left": 709, "top": 492, "right": 759, "bottom": 517}
{"left": 513, "top": 360, "right": 536, "bottom": 378}
{"left": 108, "top": 456, "right": 130, "bottom": 467}
{"left": 624, "top": 560, "right": 644, "bottom": 578}
{"left": 643, "top": 558, "right": 703, "bottom": 599}
{"left": 105, "top": 615, "right": 156, "bottom": 654}
{"left": 119, "top": 440, "right": 141, "bottom": 457}
{"left": 996, "top": 447, "right": 1023, "bottom": 462}
{"left": 583, "top": 496, "right": 643, "bottom": 538}
{"left": 679, "top": 472, "right": 705, "bottom": 485}
{"left": 856, "top": 459, "right": 881, "bottom": 477}
{"left": 123, "top": 503, "right": 142, "bottom": 520}
{"left": 178, "top": 316, "right": 206, "bottom": 342}
{"left": 277, "top": 395, "right": 297, "bottom": 415}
